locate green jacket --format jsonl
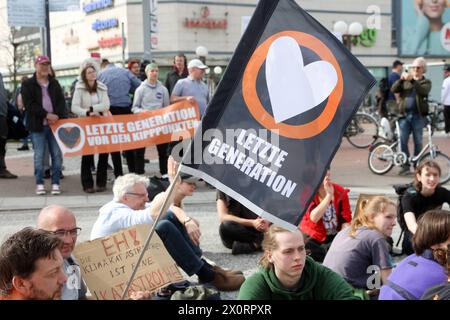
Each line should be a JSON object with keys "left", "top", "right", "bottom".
{"left": 238, "top": 256, "right": 359, "bottom": 300}
{"left": 391, "top": 77, "right": 431, "bottom": 116}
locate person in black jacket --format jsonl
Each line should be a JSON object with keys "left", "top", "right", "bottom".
{"left": 21, "top": 56, "right": 67, "bottom": 195}
{"left": 0, "top": 72, "right": 18, "bottom": 179}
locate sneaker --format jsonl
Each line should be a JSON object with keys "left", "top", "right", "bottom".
{"left": 36, "top": 184, "right": 46, "bottom": 195}
{"left": 0, "top": 169, "right": 18, "bottom": 179}
{"left": 207, "top": 266, "right": 245, "bottom": 291}
{"left": 51, "top": 184, "right": 61, "bottom": 195}
{"left": 96, "top": 186, "right": 106, "bottom": 192}
{"left": 231, "top": 241, "right": 257, "bottom": 255}
{"left": 398, "top": 165, "right": 410, "bottom": 176}
{"left": 17, "top": 145, "right": 29, "bottom": 151}
{"left": 84, "top": 187, "right": 95, "bottom": 194}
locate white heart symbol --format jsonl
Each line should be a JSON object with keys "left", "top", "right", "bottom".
{"left": 266, "top": 36, "right": 338, "bottom": 124}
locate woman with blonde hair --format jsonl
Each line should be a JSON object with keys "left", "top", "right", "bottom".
{"left": 238, "top": 225, "right": 356, "bottom": 300}
{"left": 323, "top": 196, "right": 397, "bottom": 296}
{"left": 71, "top": 63, "right": 110, "bottom": 193}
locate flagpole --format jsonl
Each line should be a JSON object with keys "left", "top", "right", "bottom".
{"left": 120, "top": 165, "right": 182, "bottom": 300}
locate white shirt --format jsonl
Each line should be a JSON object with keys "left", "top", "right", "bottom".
{"left": 441, "top": 76, "right": 450, "bottom": 105}
{"left": 90, "top": 200, "right": 154, "bottom": 240}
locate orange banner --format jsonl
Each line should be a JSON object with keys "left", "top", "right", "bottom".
{"left": 50, "top": 100, "right": 200, "bottom": 156}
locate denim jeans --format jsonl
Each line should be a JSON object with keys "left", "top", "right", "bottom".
{"left": 155, "top": 211, "right": 203, "bottom": 276}
{"left": 31, "top": 126, "right": 62, "bottom": 185}
{"left": 398, "top": 113, "right": 425, "bottom": 160}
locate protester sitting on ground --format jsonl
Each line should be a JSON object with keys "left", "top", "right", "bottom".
{"left": 36, "top": 205, "right": 87, "bottom": 300}
{"left": 238, "top": 225, "right": 358, "bottom": 300}
{"left": 90, "top": 157, "right": 245, "bottom": 291}
{"left": 323, "top": 196, "right": 396, "bottom": 297}
{"left": 0, "top": 227, "right": 67, "bottom": 300}
{"left": 71, "top": 63, "right": 110, "bottom": 193}
{"left": 379, "top": 209, "right": 450, "bottom": 300}
{"left": 216, "top": 190, "right": 270, "bottom": 255}
{"left": 299, "top": 169, "right": 352, "bottom": 262}
{"left": 401, "top": 161, "right": 450, "bottom": 255}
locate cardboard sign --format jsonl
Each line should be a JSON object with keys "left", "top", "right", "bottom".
{"left": 73, "top": 224, "right": 184, "bottom": 300}
{"left": 51, "top": 100, "right": 200, "bottom": 156}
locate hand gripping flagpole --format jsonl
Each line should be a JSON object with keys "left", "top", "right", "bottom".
{"left": 120, "top": 163, "right": 182, "bottom": 300}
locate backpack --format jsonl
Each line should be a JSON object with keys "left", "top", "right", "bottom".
{"left": 6, "top": 101, "right": 28, "bottom": 140}
{"left": 393, "top": 183, "right": 417, "bottom": 231}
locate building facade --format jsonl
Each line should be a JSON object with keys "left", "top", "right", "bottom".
{"left": 0, "top": 0, "right": 448, "bottom": 96}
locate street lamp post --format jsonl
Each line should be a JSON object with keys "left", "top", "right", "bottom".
{"left": 195, "top": 46, "right": 208, "bottom": 65}
{"left": 333, "top": 21, "right": 363, "bottom": 52}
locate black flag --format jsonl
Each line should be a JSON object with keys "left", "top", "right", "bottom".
{"left": 180, "top": 0, "right": 376, "bottom": 230}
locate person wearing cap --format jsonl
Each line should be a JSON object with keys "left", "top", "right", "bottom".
{"left": 441, "top": 65, "right": 450, "bottom": 134}
{"left": 97, "top": 60, "right": 142, "bottom": 177}
{"left": 171, "top": 58, "right": 210, "bottom": 116}
{"left": 131, "top": 63, "right": 170, "bottom": 175}
{"left": 21, "top": 55, "right": 67, "bottom": 195}
{"left": 391, "top": 56, "right": 431, "bottom": 176}
{"left": 0, "top": 72, "right": 18, "bottom": 179}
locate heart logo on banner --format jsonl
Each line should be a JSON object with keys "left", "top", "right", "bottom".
{"left": 266, "top": 36, "right": 338, "bottom": 123}
{"left": 57, "top": 126, "right": 81, "bottom": 149}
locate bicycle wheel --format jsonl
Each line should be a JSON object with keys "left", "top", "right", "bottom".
{"left": 417, "top": 151, "right": 450, "bottom": 184}
{"left": 346, "top": 113, "right": 379, "bottom": 149}
{"left": 368, "top": 143, "right": 395, "bottom": 175}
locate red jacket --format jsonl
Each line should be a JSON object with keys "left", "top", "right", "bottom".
{"left": 300, "top": 183, "right": 352, "bottom": 243}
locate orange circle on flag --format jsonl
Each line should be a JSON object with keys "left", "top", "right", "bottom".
{"left": 242, "top": 31, "right": 343, "bottom": 139}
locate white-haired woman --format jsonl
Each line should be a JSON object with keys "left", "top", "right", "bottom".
{"left": 71, "top": 63, "right": 110, "bottom": 193}
{"left": 391, "top": 56, "right": 431, "bottom": 176}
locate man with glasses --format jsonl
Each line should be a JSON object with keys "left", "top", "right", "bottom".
{"left": 37, "top": 205, "right": 87, "bottom": 300}
{"left": 391, "top": 57, "right": 431, "bottom": 176}
{"left": 90, "top": 158, "right": 245, "bottom": 292}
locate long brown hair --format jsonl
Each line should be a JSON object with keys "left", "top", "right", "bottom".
{"left": 349, "top": 196, "right": 396, "bottom": 237}
{"left": 413, "top": 161, "right": 441, "bottom": 192}
{"left": 413, "top": 210, "right": 450, "bottom": 266}
{"left": 80, "top": 64, "right": 97, "bottom": 94}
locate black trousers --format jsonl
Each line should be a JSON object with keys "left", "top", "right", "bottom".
{"left": 133, "top": 148, "right": 146, "bottom": 175}
{"left": 444, "top": 105, "right": 450, "bottom": 133}
{"left": 218, "top": 220, "right": 263, "bottom": 249}
{"left": 0, "top": 116, "right": 7, "bottom": 170}
{"left": 402, "top": 230, "right": 414, "bottom": 255}
{"left": 109, "top": 106, "right": 135, "bottom": 177}
{"left": 157, "top": 142, "right": 169, "bottom": 175}
{"left": 81, "top": 153, "right": 108, "bottom": 189}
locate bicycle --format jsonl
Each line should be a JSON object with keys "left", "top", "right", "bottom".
{"left": 427, "top": 99, "right": 445, "bottom": 133}
{"left": 344, "top": 112, "right": 380, "bottom": 149}
{"left": 368, "top": 120, "right": 450, "bottom": 184}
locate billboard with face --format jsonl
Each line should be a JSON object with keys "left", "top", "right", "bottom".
{"left": 400, "top": 0, "right": 450, "bottom": 56}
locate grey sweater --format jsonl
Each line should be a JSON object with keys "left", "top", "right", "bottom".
{"left": 131, "top": 80, "right": 170, "bottom": 113}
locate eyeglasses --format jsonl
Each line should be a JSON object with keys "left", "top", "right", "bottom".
{"left": 126, "top": 192, "right": 148, "bottom": 198}
{"left": 50, "top": 228, "right": 82, "bottom": 238}
{"left": 411, "top": 66, "right": 422, "bottom": 69}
